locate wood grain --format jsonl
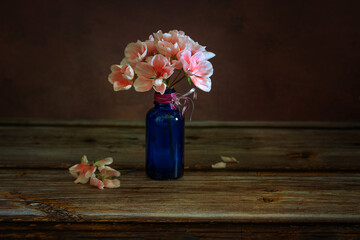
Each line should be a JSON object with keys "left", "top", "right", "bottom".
{"left": 0, "top": 170, "right": 359, "bottom": 223}
{"left": 1, "top": 222, "right": 359, "bottom": 239}
{"left": 0, "top": 121, "right": 359, "bottom": 170}
{"left": 1, "top": 120, "right": 359, "bottom": 238}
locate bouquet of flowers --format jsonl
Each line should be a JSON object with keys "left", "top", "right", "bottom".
{"left": 108, "top": 30, "right": 215, "bottom": 94}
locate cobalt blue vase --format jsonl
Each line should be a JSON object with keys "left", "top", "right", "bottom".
{"left": 146, "top": 89, "right": 184, "bottom": 180}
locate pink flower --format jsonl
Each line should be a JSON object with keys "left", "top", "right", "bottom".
{"left": 145, "top": 35, "right": 157, "bottom": 56}
{"left": 156, "top": 40, "right": 180, "bottom": 57}
{"left": 134, "top": 54, "right": 174, "bottom": 94}
{"left": 180, "top": 34, "right": 215, "bottom": 60}
{"left": 124, "top": 40, "right": 147, "bottom": 66}
{"left": 180, "top": 50, "right": 213, "bottom": 92}
{"left": 70, "top": 156, "right": 121, "bottom": 190}
{"left": 190, "top": 42, "right": 215, "bottom": 60}
{"left": 108, "top": 64, "right": 134, "bottom": 91}
{"left": 171, "top": 35, "right": 215, "bottom": 69}
{"left": 69, "top": 155, "right": 96, "bottom": 184}
{"left": 153, "top": 30, "right": 186, "bottom": 57}
{"left": 179, "top": 37, "right": 215, "bottom": 59}
{"left": 178, "top": 35, "right": 196, "bottom": 51}
{"left": 108, "top": 30, "right": 215, "bottom": 94}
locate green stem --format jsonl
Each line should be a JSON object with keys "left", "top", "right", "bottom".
{"left": 166, "top": 70, "right": 181, "bottom": 86}
{"left": 169, "top": 69, "right": 183, "bottom": 86}
{"left": 168, "top": 75, "right": 187, "bottom": 89}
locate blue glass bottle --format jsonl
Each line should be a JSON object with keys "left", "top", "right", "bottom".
{"left": 146, "top": 89, "right": 184, "bottom": 180}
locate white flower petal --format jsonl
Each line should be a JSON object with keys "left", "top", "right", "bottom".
{"left": 104, "top": 179, "right": 121, "bottom": 188}
{"left": 90, "top": 175, "right": 104, "bottom": 190}
{"left": 74, "top": 172, "right": 90, "bottom": 184}
{"left": 211, "top": 162, "right": 227, "bottom": 169}
{"left": 220, "top": 156, "right": 239, "bottom": 163}
{"left": 203, "top": 51, "right": 216, "bottom": 60}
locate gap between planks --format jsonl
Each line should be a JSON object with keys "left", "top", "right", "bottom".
{"left": 1, "top": 119, "right": 360, "bottom": 129}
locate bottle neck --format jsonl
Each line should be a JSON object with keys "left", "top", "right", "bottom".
{"left": 154, "top": 102, "right": 173, "bottom": 110}
{"left": 154, "top": 89, "right": 177, "bottom": 110}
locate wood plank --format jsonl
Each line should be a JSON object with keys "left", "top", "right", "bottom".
{"left": 0, "top": 170, "right": 359, "bottom": 223}
{"left": 1, "top": 222, "right": 359, "bottom": 239}
{"left": 0, "top": 125, "right": 359, "bottom": 170}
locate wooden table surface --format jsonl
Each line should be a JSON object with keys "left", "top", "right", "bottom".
{"left": 1, "top": 120, "right": 360, "bottom": 239}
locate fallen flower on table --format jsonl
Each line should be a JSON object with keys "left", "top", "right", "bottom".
{"left": 69, "top": 155, "right": 121, "bottom": 190}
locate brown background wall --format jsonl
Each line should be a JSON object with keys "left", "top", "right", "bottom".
{"left": 0, "top": 0, "right": 359, "bottom": 121}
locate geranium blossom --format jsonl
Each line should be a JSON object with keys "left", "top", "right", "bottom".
{"left": 176, "top": 36, "right": 215, "bottom": 62}
{"left": 108, "top": 64, "right": 134, "bottom": 91}
{"left": 145, "top": 35, "right": 157, "bottom": 56}
{"left": 189, "top": 42, "right": 215, "bottom": 60}
{"left": 108, "top": 30, "right": 215, "bottom": 94}
{"left": 153, "top": 30, "right": 184, "bottom": 57}
{"left": 124, "top": 40, "right": 147, "bottom": 66}
{"left": 134, "top": 54, "right": 174, "bottom": 94}
{"left": 180, "top": 50, "right": 213, "bottom": 92}
{"left": 69, "top": 155, "right": 121, "bottom": 190}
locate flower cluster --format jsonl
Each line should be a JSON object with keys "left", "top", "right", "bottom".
{"left": 108, "top": 30, "right": 215, "bottom": 94}
{"left": 69, "top": 155, "right": 120, "bottom": 189}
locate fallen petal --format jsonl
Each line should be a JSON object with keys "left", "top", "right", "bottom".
{"left": 90, "top": 175, "right": 104, "bottom": 190}
{"left": 220, "top": 156, "right": 239, "bottom": 163}
{"left": 96, "top": 157, "right": 113, "bottom": 170}
{"left": 104, "top": 179, "right": 121, "bottom": 188}
{"left": 84, "top": 165, "right": 96, "bottom": 178}
{"left": 69, "top": 164, "right": 79, "bottom": 178}
{"left": 74, "top": 172, "right": 90, "bottom": 184}
{"left": 100, "top": 166, "right": 121, "bottom": 177}
{"left": 211, "top": 162, "right": 227, "bottom": 169}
